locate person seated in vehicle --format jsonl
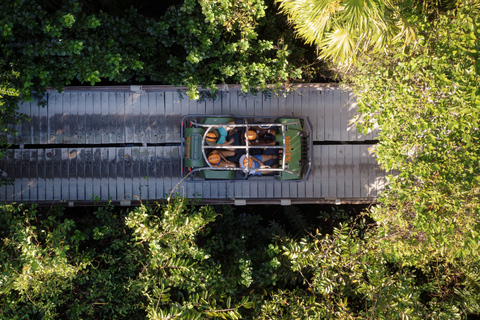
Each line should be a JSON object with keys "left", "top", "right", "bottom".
{"left": 205, "top": 121, "right": 237, "bottom": 147}
{"left": 207, "top": 150, "right": 236, "bottom": 168}
{"left": 239, "top": 154, "right": 279, "bottom": 175}
{"left": 244, "top": 128, "right": 277, "bottom": 146}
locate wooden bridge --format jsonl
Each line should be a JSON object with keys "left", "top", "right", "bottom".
{"left": 0, "top": 84, "right": 386, "bottom": 206}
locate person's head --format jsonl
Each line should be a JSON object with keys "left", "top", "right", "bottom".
{"left": 205, "top": 129, "right": 220, "bottom": 145}
{"left": 264, "top": 132, "right": 276, "bottom": 143}
{"left": 207, "top": 153, "right": 221, "bottom": 164}
{"left": 243, "top": 155, "right": 255, "bottom": 168}
{"left": 245, "top": 130, "right": 257, "bottom": 141}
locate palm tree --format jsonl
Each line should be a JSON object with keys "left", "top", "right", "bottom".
{"left": 275, "top": 0, "right": 415, "bottom": 67}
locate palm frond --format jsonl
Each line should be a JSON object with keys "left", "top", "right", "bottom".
{"left": 283, "top": 206, "right": 310, "bottom": 237}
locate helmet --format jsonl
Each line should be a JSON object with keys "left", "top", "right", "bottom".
{"left": 245, "top": 130, "right": 257, "bottom": 141}
{"left": 208, "top": 153, "right": 221, "bottom": 164}
{"left": 206, "top": 130, "right": 219, "bottom": 143}
{"left": 243, "top": 155, "right": 254, "bottom": 168}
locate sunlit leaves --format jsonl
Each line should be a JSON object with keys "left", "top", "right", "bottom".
{"left": 353, "top": 0, "right": 480, "bottom": 270}
{"left": 276, "top": 0, "right": 412, "bottom": 67}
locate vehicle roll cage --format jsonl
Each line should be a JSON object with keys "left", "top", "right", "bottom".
{"left": 181, "top": 115, "right": 313, "bottom": 181}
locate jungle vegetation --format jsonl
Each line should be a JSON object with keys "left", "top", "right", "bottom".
{"left": 0, "top": 0, "right": 479, "bottom": 318}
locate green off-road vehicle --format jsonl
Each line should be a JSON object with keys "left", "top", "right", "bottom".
{"left": 181, "top": 115, "right": 313, "bottom": 181}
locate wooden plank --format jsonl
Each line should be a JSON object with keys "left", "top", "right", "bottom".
{"left": 223, "top": 180, "right": 233, "bottom": 199}
{"left": 111, "top": 148, "right": 122, "bottom": 201}
{"left": 37, "top": 149, "right": 46, "bottom": 201}
{"left": 155, "top": 147, "right": 165, "bottom": 199}
{"left": 100, "top": 93, "right": 109, "bottom": 143}
{"left": 125, "top": 93, "right": 134, "bottom": 143}
{"left": 347, "top": 90, "right": 358, "bottom": 141}
{"left": 253, "top": 92, "right": 262, "bottom": 116}
{"left": 147, "top": 147, "right": 157, "bottom": 189}
{"left": 195, "top": 95, "right": 206, "bottom": 116}
{"left": 39, "top": 98, "right": 49, "bottom": 144}
{"left": 257, "top": 179, "right": 266, "bottom": 199}
{"left": 44, "top": 148, "right": 54, "bottom": 201}
{"left": 279, "top": 91, "right": 295, "bottom": 116}
{"left": 5, "top": 149, "right": 15, "bottom": 201}
{"left": 360, "top": 146, "right": 369, "bottom": 197}
{"left": 205, "top": 92, "right": 215, "bottom": 114}
{"left": 101, "top": 148, "right": 111, "bottom": 200}
{"left": 212, "top": 93, "right": 222, "bottom": 115}
{"left": 14, "top": 151, "right": 22, "bottom": 201}
{"left": 260, "top": 91, "right": 271, "bottom": 117}
{"left": 84, "top": 148, "right": 93, "bottom": 201}
{"left": 133, "top": 94, "right": 143, "bottom": 143}
{"left": 298, "top": 179, "right": 307, "bottom": 199}
{"left": 100, "top": 92, "right": 109, "bottom": 143}
{"left": 339, "top": 89, "right": 349, "bottom": 141}
{"left": 245, "top": 92, "right": 255, "bottom": 117}
{"left": 21, "top": 150, "right": 30, "bottom": 201}
{"left": 165, "top": 92, "right": 174, "bottom": 143}
{"left": 336, "top": 145, "right": 345, "bottom": 198}
{"left": 320, "top": 145, "right": 329, "bottom": 197}
{"left": 155, "top": 92, "right": 166, "bottom": 143}
{"left": 228, "top": 90, "right": 238, "bottom": 115}
{"left": 77, "top": 92, "right": 86, "bottom": 144}
{"left": 60, "top": 148, "right": 69, "bottom": 200}
{"left": 105, "top": 147, "right": 115, "bottom": 201}
{"left": 92, "top": 148, "right": 102, "bottom": 200}
{"left": 123, "top": 147, "right": 133, "bottom": 200}
{"left": 144, "top": 93, "right": 153, "bottom": 143}
{"left": 265, "top": 177, "right": 274, "bottom": 199}
{"left": 163, "top": 147, "right": 173, "bottom": 197}
{"left": 209, "top": 181, "right": 219, "bottom": 199}
{"left": 281, "top": 180, "right": 290, "bottom": 200}
{"left": 70, "top": 93, "right": 79, "bottom": 144}
{"left": 305, "top": 89, "right": 317, "bottom": 141}
{"left": 131, "top": 147, "right": 141, "bottom": 200}
{"left": 312, "top": 145, "right": 322, "bottom": 198}
{"left": 331, "top": 88, "right": 341, "bottom": 141}
{"left": 77, "top": 148, "right": 85, "bottom": 200}
{"left": 171, "top": 94, "right": 182, "bottom": 143}
{"left": 31, "top": 99, "right": 40, "bottom": 144}
{"left": 271, "top": 91, "right": 281, "bottom": 117}
{"left": 292, "top": 89, "right": 303, "bottom": 117}
{"left": 221, "top": 91, "right": 230, "bottom": 114}
{"left": 352, "top": 145, "right": 361, "bottom": 197}
{"left": 323, "top": 88, "right": 333, "bottom": 141}
{"left": 171, "top": 146, "right": 181, "bottom": 180}
{"left": 14, "top": 101, "right": 30, "bottom": 144}
{"left": 139, "top": 147, "right": 149, "bottom": 199}
{"left": 343, "top": 145, "right": 353, "bottom": 197}
{"left": 61, "top": 93, "right": 72, "bottom": 144}
{"left": 273, "top": 178, "right": 282, "bottom": 198}
{"left": 367, "top": 147, "right": 377, "bottom": 197}
{"left": 19, "top": 100, "right": 31, "bottom": 144}
{"left": 69, "top": 148, "right": 79, "bottom": 200}
{"left": 111, "top": 92, "right": 120, "bottom": 143}
{"left": 47, "top": 94, "right": 56, "bottom": 144}
{"left": 92, "top": 93, "right": 102, "bottom": 144}
{"left": 85, "top": 93, "right": 94, "bottom": 144}
{"left": 326, "top": 146, "right": 336, "bottom": 197}
{"left": 237, "top": 91, "right": 248, "bottom": 116}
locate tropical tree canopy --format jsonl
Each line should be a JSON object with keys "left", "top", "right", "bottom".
{"left": 275, "top": 0, "right": 416, "bottom": 66}
{"left": 1, "top": 200, "right": 476, "bottom": 319}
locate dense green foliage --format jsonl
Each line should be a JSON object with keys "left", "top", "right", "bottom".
{"left": 0, "top": 0, "right": 312, "bottom": 101}
{"left": 353, "top": 0, "right": 480, "bottom": 264}
{"left": 349, "top": 0, "right": 480, "bottom": 316}
{"left": 275, "top": 0, "right": 416, "bottom": 67}
{"left": 1, "top": 201, "right": 475, "bottom": 319}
